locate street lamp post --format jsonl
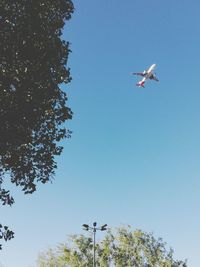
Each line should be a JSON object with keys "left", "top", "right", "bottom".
{"left": 82, "top": 222, "right": 107, "bottom": 267}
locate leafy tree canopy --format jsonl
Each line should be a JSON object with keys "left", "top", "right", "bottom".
{"left": 0, "top": 0, "right": 74, "bottom": 248}
{"left": 38, "top": 226, "right": 187, "bottom": 267}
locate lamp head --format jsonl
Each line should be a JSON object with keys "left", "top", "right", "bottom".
{"left": 100, "top": 224, "right": 107, "bottom": 231}
{"left": 82, "top": 224, "right": 89, "bottom": 230}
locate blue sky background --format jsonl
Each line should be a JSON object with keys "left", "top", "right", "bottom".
{"left": 1, "top": 0, "right": 200, "bottom": 266}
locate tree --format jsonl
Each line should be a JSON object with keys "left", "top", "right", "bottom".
{"left": 0, "top": 224, "right": 14, "bottom": 250}
{"left": 0, "top": 0, "right": 74, "bottom": 248}
{"left": 37, "top": 226, "right": 187, "bottom": 267}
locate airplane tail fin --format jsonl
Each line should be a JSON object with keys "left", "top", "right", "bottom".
{"left": 136, "top": 81, "right": 145, "bottom": 88}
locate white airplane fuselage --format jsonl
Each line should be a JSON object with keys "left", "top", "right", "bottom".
{"left": 146, "top": 63, "right": 156, "bottom": 77}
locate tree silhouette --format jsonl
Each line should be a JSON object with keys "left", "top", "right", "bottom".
{"left": 0, "top": 0, "right": 74, "bottom": 248}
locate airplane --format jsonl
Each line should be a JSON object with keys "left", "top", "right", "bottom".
{"left": 132, "top": 63, "right": 159, "bottom": 88}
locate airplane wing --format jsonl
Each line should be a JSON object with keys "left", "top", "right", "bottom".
{"left": 149, "top": 74, "right": 159, "bottom": 81}
{"left": 132, "top": 72, "right": 145, "bottom": 77}
{"left": 153, "top": 77, "right": 159, "bottom": 82}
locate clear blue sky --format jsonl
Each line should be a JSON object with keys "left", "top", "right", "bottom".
{"left": 1, "top": 0, "right": 200, "bottom": 266}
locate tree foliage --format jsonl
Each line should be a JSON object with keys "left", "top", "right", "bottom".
{"left": 0, "top": 224, "right": 14, "bottom": 250}
{"left": 37, "top": 226, "right": 187, "bottom": 267}
{"left": 0, "top": 0, "right": 74, "bottom": 248}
